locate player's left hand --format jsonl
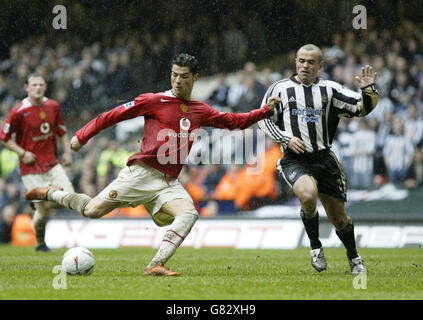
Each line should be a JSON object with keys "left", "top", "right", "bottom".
{"left": 266, "top": 96, "right": 281, "bottom": 111}
{"left": 62, "top": 151, "right": 72, "bottom": 167}
{"left": 355, "top": 65, "right": 378, "bottom": 88}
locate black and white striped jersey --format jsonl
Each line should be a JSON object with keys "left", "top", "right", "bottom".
{"left": 258, "top": 75, "right": 378, "bottom": 153}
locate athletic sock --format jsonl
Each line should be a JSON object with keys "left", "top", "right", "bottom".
{"left": 336, "top": 221, "right": 358, "bottom": 259}
{"left": 33, "top": 210, "right": 48, "bottom": 247}
{"left": 301, "top": 209, "right": 322, "bottom": 250}
{"left": 147, "top": 212, "right": 198, "bottom": 268}
{"left": 48, "top": 190, "right": 91, "bottom": 216}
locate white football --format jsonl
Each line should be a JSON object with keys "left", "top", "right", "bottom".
{"left": 61, "top": 247, "right": 95, "bottom": 276}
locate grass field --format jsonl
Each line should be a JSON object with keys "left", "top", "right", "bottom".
{"left": 0, "top": 245, "right": 422, "bottom": 300}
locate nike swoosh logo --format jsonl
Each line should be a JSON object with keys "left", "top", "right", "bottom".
{"left": 24, "top": 112, "right": 32, "bottom": 117}
{"left": 160, "top": 98, "right": 171, "bottom": 102}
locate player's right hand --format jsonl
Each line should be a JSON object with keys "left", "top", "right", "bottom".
{"left": 266, "top": 96, "right": 281, "bottom": 111}
{"left": 288, "top": 136, "right": 306, "bottom": 154}
{"left": 21, "top": 151, "right": 36, "bottom": 165}
{"left": 70, "top": 136, "right": 82, "bottom": 152}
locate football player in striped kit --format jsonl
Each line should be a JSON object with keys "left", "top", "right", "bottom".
{"left": 259, "top": 44, "right": 379, "bottom": 274}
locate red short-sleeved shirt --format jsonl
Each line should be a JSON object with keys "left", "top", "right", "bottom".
{"left": 0, "top": 97, "right": 67, "bottom": 176}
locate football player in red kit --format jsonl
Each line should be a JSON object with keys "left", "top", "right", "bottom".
{"left": 26, "top": 54, "right": 280, "bottom": 275}
{"left": 0, "top": 74, "right": 74, "bottom": 251}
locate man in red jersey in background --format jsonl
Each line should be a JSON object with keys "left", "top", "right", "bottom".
{"left": 0, "top": 74, "right": 74, "bottom": 252}
{"left": 26, "top": 54, "right": 280, "bottom": 275}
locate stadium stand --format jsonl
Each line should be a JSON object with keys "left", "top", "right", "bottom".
{"left": 0, "top": 1, "right": 422, "bottom": 234}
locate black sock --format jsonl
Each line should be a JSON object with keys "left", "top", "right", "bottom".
{"left": 301, "top": 210, "right": 322, "bottom": 250}
{"left": 336, "top": 222, "right": 358, "bottom": 259}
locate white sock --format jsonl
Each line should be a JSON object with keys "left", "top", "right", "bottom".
{"left": 147, "top": 212, "right": 198, "bottom": 268}
{"left": 48, "top": 190, "right": 91, "bottom": 215}
{"left": 33, "top": 210, "right": 48, "bottom": 246}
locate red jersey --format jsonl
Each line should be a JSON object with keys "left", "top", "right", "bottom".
{"left": 0, "top": 97, "right": 67, "bottom": 176}
{"left": 76, "top": 90, "right": 274, "bottom": 178}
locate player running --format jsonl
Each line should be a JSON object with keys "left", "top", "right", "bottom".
{"left": 26, "top": 53, "right": 280, "bottom": 276}
{"left": 259, "top": 44, "right": 379, "bottom": 274}
{"left": 0, "top": 74, "right": 74, "bottom": 252}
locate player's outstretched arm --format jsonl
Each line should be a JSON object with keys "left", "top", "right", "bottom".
{"left": 201, "top": 96, "right": 280, "bottom": 130}
{"left": 70, "top": 135, "right": 83, "bottom": 152}
{"left": 355, "top": 65, "right": 379, "bottom": 117}
{"left": 265, "top": 96, "right": 281, "bottom": 111}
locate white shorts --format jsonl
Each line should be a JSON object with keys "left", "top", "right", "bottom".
{"left": 21, "top": 164, "right": 75, "bottom": 203}
{"left": 21, "top": 164, "right": 74, "bottom": 192}
{"left": 96, "top": 162, "right": 193, "bottom": 226}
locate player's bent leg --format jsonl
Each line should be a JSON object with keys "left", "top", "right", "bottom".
{"left": 144, "top": 198, "right": 198, "bottom": 276}
{"left": 26, "top": 187, "right": 119, "bottom": 219}
{"left": 293, "top": 175, "right": 318, "bottom": 216}
{"left": 83, "top": 197, "right": 121, "bottom": 219}
{"left": 293, "top": 175, "right": 326, "bottom": 271}
{"left": 318, "top": 193, "right": 349, "bottom": 230}
{"left": 318, "top": 193, "right": 366, "bottom": 274}
{"left": 33, "top": 202, "right": 52, "bottom": 252}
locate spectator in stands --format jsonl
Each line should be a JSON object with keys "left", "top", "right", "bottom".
{"left": 0, "top": 204, "right": 16, "bottom": 243}
{"left": 235, "top": 74, "right": 264, "bottom": 113}
{"left": 404, "top": 102, "right": 423, "bottom": 147}
{"left": 404, "top": 148, "right": 423, "bottom": 189}
{"left": 383, "top": 116, "right": 415, "bottom": 184}
{"left": 208, "top": 74, "right": 230, "bottom": 108}
{"left": 222, "top": 22, "right": 248, "bottom": 72}
{"left": 349, "top": 120, "right": 376, "bottom": 189}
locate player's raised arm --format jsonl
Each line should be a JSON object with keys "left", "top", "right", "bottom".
{"left": 331, "top": 65, "right": 379, "bottom": 118}
{"left": 355, "top": 65, "right": 379, "bottom": 117}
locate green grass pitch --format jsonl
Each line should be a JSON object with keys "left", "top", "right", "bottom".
{"left": 0, "top": 245, "right": 422, "bottom": 300}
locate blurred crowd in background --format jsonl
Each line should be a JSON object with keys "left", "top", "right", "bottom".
{"left": 1, "top": 1, "right": 423, "bottom": 242}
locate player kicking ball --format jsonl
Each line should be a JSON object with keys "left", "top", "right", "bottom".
{"left": 26, "top": 53, "right": 280, "bottom": 276}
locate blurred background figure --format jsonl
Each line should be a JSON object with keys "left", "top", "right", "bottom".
{"left": 0, "top": 204, "right": 16, "bottom": 243}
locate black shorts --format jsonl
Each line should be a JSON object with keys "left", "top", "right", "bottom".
{"left": 277, "top": 149, "right": 347, "bottom": 201}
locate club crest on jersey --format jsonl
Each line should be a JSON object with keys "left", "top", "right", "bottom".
{"left": 109, "top": 190, "right": 118, "bottom": 199}
{"left": 179, "top": 118, "right": 191, "bottom": 131}
{"left": 40, "top": 122, "right": 50, "bottom": 134}
{"left": 180, "top": 103, "right": 188, "bottom": 112}
{"left": 39, "top": 111, "right": 46, "bottom": 120}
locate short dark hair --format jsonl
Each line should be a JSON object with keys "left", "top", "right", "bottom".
{"left": 171, "top": 53, "right": 199, "bottom": 75}
{"left": 26, "top": 73, "right": 46, "bottom": 84}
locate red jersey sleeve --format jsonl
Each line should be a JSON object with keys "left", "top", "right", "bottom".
{"left": 0, "top": 108, "right": 18, "bottom": 142}
{"left": 76, "top": 94, "right": 154, "bottom": 145}
{"left": 200, "top": 104, "right": 274, "bottom": 130}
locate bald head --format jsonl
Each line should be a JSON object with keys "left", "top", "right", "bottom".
{"left": 297, "top": 44, "right": 323, "bottom": 62}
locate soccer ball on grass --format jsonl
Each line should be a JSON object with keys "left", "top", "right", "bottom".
{"left": 61, "top": 247, "right": 95, "bottom": 276}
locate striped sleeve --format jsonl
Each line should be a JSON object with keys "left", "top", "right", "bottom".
{"left": 330, "top": 81, "right": 379, "bottom": 118}
{"left": 258, "top": 83, "right": 291, "bottom": 148}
